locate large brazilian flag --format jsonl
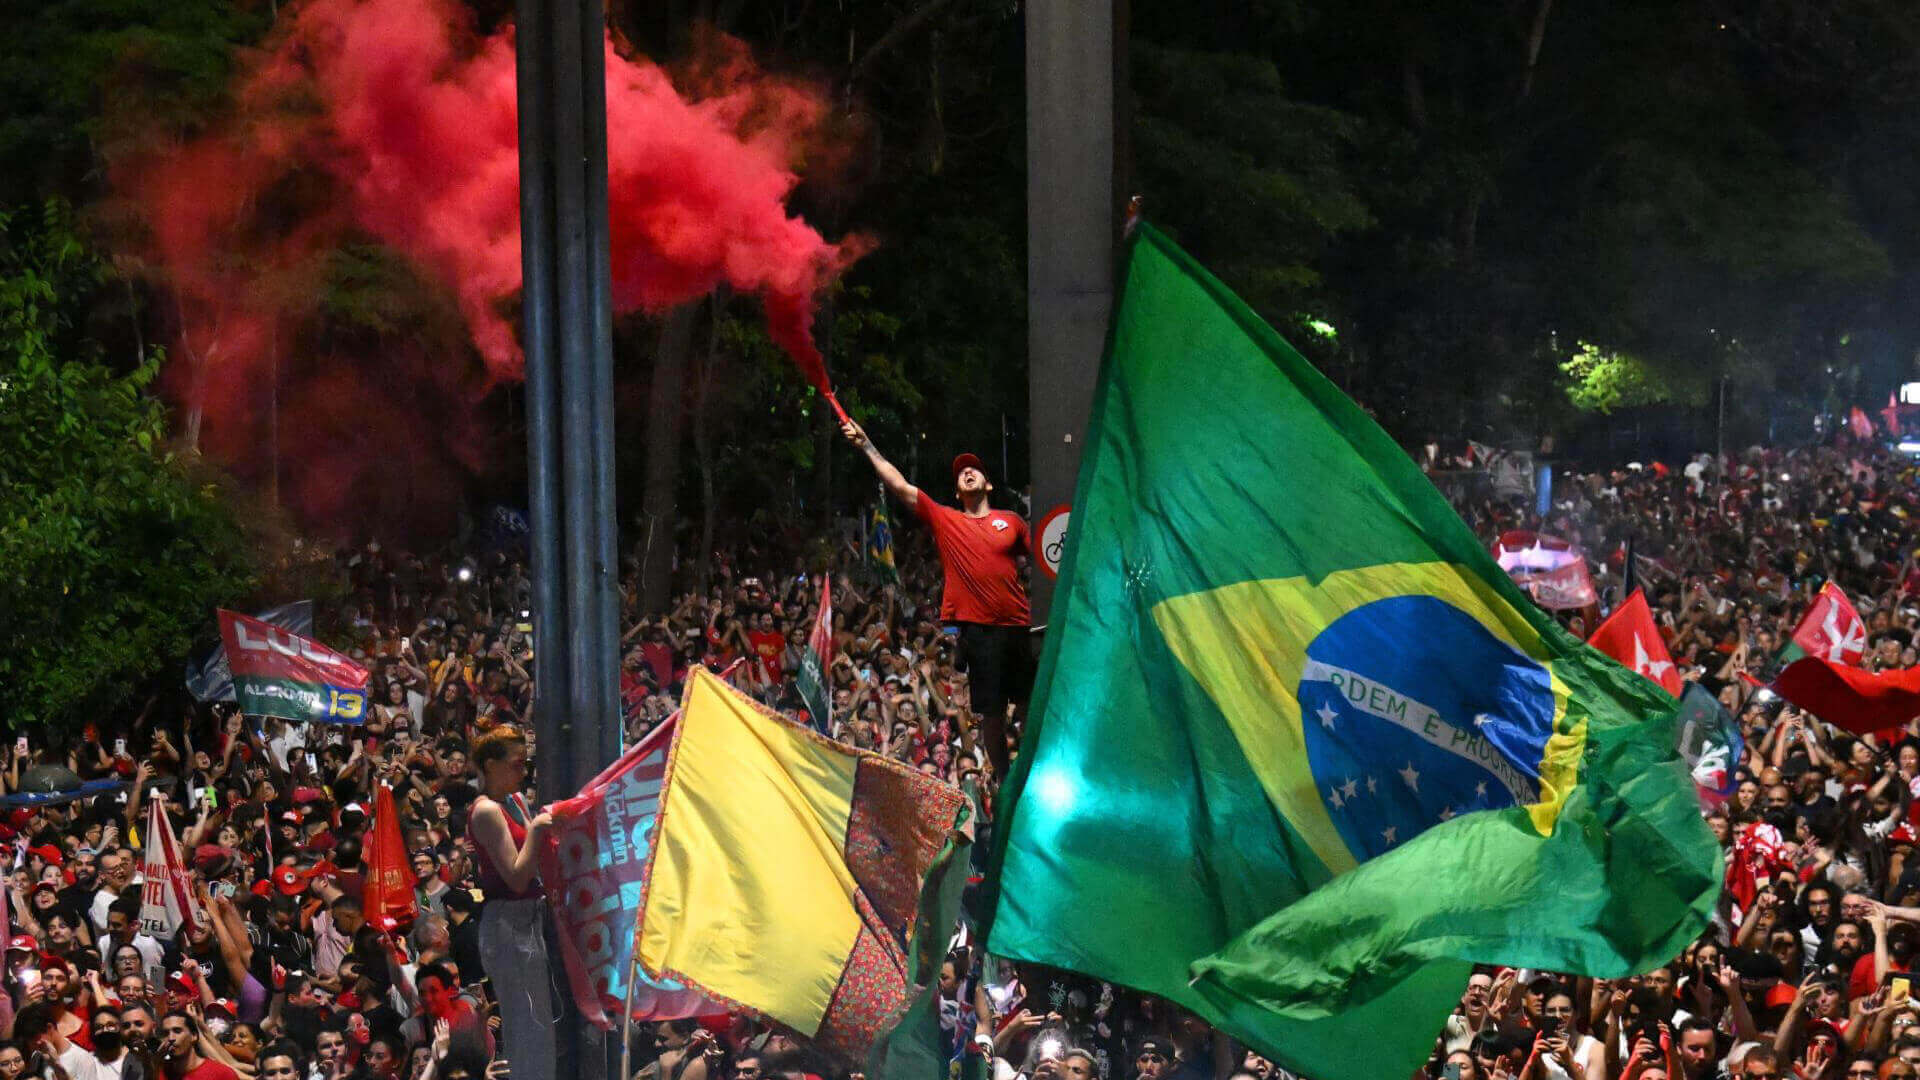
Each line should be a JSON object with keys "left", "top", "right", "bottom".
{"left": 984, "top": 224, "right": 1720, "bottom": 1080}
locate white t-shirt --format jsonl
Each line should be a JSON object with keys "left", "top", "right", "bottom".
{"left": 58, "top": 1041, "right": 98, "bottom": 1080}
{"left": 92, "top": 1052, "right": 128, "bottom": 1080}
{"left": 1540, "top": 1034, "right": 1603, "bottom": 1080}
{"left": 99, "top": 932, "right": 164, "bottom": 972}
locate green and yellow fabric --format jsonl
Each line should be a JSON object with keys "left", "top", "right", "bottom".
{"left": 983, "top": 223, "right": 1721, "bottom": 1080}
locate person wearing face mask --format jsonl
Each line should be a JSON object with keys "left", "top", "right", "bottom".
{"left": 88, "top": 1010, "right": 141, "bottom": 1080}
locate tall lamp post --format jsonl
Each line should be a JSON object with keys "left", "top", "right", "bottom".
{"left": 1026, "top": 0, "right": 1124, "bottom": 624}
{"left": 515, "top": 0, "right": 621, "bottom": 1077}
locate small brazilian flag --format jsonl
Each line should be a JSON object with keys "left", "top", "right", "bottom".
{"left": 867, "top": 489, "right": 900, "bottom": 585}
{"left": 983, "top": 224, "right": 1721, "bottom": 1080}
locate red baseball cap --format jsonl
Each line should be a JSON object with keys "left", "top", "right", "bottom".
{"left": 272, "top": 866, "right": 308, "bottom": 896}
{"left": 28, "top": 845, "right": 62, "bottom": 866}
{"left": 952, "top": 453, "right": 985, "bottom": 482}
{"left": 192, "top": 845, "right": 235, "bottom": 875}
{"left": 7, "top": 935, "right": 36, "bottom": 953}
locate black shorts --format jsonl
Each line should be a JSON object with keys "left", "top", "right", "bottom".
{"left": 952, "top": 622, "right": 1035, "bottom": 722}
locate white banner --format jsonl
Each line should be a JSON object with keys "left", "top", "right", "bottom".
{"left": 138, "top": 799, "right": 203, "bottom": 939}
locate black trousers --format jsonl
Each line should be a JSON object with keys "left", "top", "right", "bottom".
{"left": 953, "top": 621, "right": 1033, "bottom": 775}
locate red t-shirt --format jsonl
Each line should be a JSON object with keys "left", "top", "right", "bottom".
{"left": 749, "top": 630, "right": 786, "bottom": 681}
{"left": 914, "top": 491, "right": 1030, "bottom": 627}
{"left": 181, "top": 1058, "right": 241, "bottom": 1080}
{"left": 1850, "top": 952, "right": 1910, "bottom": 1000}
{"left": 641, "top": 642, "right": 674, "bottom": 686}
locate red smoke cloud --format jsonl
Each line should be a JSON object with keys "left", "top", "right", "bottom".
{"left": 121, "top": 0, "right": 858, "bottom": 531}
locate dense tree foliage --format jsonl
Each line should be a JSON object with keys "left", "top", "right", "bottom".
{"left": 0, "top": 202, "right": 254, "bottom": 727}
{"left": 8, "top": 0, "right": 1920, "bottom": 719}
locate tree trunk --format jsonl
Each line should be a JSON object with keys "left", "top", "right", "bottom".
{"left": 1518, "top": 0, "right": 1554, "bottom": 102}
{"left": 1402, "top": 50, "right": 1429, "bottom": 130}
{"left": 692, "top": 292, "right": 727, "bottom": 596}
{"left": 640, "top": 300, "right": 700, "bottom": 613}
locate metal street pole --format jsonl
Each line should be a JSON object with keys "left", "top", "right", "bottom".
{"left": 515, "top": 0, "right": 621, "bottom": 1078}
{"left": 1025, "top": 0, "right": 1122, "bottom": 624}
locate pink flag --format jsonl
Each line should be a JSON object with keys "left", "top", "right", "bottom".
{"left": 539, "top": 718, "right": 717, "bottom": 1029}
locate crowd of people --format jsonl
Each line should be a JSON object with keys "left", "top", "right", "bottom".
{"left": 7, "top": 433, "right": 1920, "bottom": 1080}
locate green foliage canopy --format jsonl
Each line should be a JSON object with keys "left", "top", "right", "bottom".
{"left": 0, "top": 202, "right": 253, "bottom": 727}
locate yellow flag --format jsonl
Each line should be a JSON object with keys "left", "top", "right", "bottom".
{"left": 638, "top": 667, "right": 966, "bottom": 1061}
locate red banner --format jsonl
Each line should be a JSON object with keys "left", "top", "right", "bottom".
{"left": 1772, "top": 657, "right": 1920, "bottom": 737}
{"left": 541, "top": 718, "right": 717, "bottom": 1029}
{"left": 362, "top": 784, "right": 417, "bottom": 926}
{"left": 1510, "top": 560, "right": 1597, "bottom": 611}
{"left": 217, "top": 609, "right": 370, "bottom": 722}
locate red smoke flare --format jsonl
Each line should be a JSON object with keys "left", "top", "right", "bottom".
{"left": 119, "top": 0, "right": 860, "bottom": 528}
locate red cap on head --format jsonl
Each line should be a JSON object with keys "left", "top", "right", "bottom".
{"left": 273, "top": 866, "right": 307, "bottom": 896}
{"left": 28, "top": 845, "right": 62, "bottom": 866}
{"left": 951, "top": 452, "right": 985, "bottom": 483}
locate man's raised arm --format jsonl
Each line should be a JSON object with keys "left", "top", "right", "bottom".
{"left": 841, "top": 419, "right": 920, "bottom": 506}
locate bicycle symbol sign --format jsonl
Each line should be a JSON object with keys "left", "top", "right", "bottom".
{"left": 1036, "top": 505, "right": 1070, "bottom": 580}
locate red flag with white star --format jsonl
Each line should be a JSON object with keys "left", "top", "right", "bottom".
{"left": 1789, "top": 582, "right": 1867, "bottom": 667}
{"left": 1588, "top": 589, "right": 1682, "bottom": 697}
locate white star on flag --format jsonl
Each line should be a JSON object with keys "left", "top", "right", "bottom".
{"left": 1398, "top": 762, "right": 1420, "bottom": 792}
{"left": 1328, "top": 786, "right": 1345, "bottom": 809}
{"left": 1633, "top": 634, "right": 1672, "bottom": 680}
{"left": 1438, "top": 805, "right": 1456, "bottom": 821}
{"left": 1823, "top": 602, "right": 1867, "bottom": 662}
{"left": 1341, "top": 777, "right": 1359, "bottom": 799}
{"left": 1366, "top": 775, "right": 1378, "bottom": 795}
{"left": 1475, "top": 781, "right": 1488, "bottom": 798}
{"left": 1316, "top": 702, "right": 1339, "bottom": 730}
{"left": 1381, "top": 825, "right": 1397, "bottom": 845}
